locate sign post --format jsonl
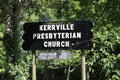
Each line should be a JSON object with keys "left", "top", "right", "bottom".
{"left": 81, "top": 50, "right": 86, "bottom": 80}
{"left": 32, "top": 51, "right": 36, "bottom": 80}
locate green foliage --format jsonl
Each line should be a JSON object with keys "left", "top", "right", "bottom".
{"left": 0, "top": 24, "right": 6, "bottom": 74}
{"left": 8, "top": 61, "right": 30, "bottom": 80}
{"left": 86, "top": 1, "right": 120, "bottom": 79}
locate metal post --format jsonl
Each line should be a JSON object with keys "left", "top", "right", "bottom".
{"left": 32, "top": 51, "right": 36, "bottom": 80}
{"left": 81, "top": 50, "right": 86, "bottom": 80}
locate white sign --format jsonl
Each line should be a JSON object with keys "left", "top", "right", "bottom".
{"left": 38, "top": 52, "right": 72, "bottom": 60}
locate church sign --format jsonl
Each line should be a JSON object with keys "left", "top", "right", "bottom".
{"left": 22, "top": 20, "right": 93, "bottom": 50}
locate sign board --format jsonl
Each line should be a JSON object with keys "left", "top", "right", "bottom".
{"left": 22, "top": 20, "right": 93, "bottom": 50}
{"left": 38, "top": 52, "right": 72, "bottom": 60}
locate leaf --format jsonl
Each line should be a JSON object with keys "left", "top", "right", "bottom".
{"left": 0, "top": 32, "right": 3, "bottom": 39}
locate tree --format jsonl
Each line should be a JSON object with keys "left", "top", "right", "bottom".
{"left": 0, "top": 0, "right": 30, "bottom": 79}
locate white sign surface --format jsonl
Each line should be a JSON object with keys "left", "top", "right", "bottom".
{"left": 38, "top": 52, "right": 72, "bottom": 60}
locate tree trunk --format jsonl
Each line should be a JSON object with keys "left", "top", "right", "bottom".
{"left": 2, "top": 0, "right": 22, "bottom": 80}
{"left": 67, "top": 61, "right": 71, "bottom": 80}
